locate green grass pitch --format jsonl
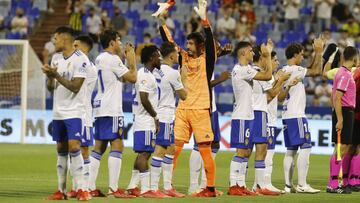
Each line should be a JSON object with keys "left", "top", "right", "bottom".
{"left": 0, "top": 143, "right": 359, "bottom": 203}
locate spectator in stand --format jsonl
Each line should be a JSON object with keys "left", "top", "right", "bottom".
{"left": 217, "top": 6, "right": 236, "bottom": 38}
{"left": 86, "top": 7, "right": 102, "bottom": 42}
{"left": 322, "top": 28, "right": 336, "bottom": 47}
{"left": 313, "top": 79, "right": 332, "bottom": 107}
{"left": 0, "top": 14, "right": 4, "bottom": 29}
{"left": 111, "top": 7, "right": 128, "bottom": 37}
{"left": 302, "top": 31, "right": 316, "bottom": 59}
{"left": 342, "top": 18, "right": 360, "bottom": 38}
{"left": 238, "top": 1, "right": 256, "bottom": 28}
{"left": 304, "top": 77, "right": 317, "bottom": 106}
{"left": 314, "top": 0, "right": 335, "bottom": 33}
{"left": 236, "top": 25, "right": 256, "bottom": 44}
{"left": 11, "top": 8, "right": 28, "bottom": 36}
{"left": 222, "top": 0, "right": 236, "bottom": 7}
{"left": 352, "top": 2, "right": 360, "bottom": 23}
{"left": 48, "top": 0, "right": 54, "bottom": 13}
{"left": 337, "top": 29, "right": 355, "bottom": 50}
{"left": 283, "top": 0, "right": 301, "bottom": 31}
{"left": 332, "top": 0, "right": 352, "bottom": 25}
{"left": 135, "top": 33, "right": 154, "bottom": 62}
{"left": 185, "top": 11, "right": 201, "bottom": 35}
{"left": 100, "top": 9, "right": 111, "bottom": 30}
{"left": 67, "top": 0, "right": 84, "bottom": 34}
{"left": 42, "top": 35, "right": 55, "bottom": 64}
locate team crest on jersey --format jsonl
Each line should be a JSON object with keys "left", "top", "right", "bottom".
{"left": 305, "top": 133, "right": 310, "bottom": 140}
{"left": 151, "top": 140, "right": 155, "bottom": 148}
{"left": 141, "top": 80, "right": 147, "bottom": 85}
{"left": 268, "top": 137, "right": 273, "bottom": 145}
{"left": 245, "top": 129, "right": 250, "bottom": 145}
{"left": 118, "top": 128, "right": 123, "bottom": 136}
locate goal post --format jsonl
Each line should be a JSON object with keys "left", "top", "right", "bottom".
{"left": 0, "top": 39, "right": 46, "bottom": 144}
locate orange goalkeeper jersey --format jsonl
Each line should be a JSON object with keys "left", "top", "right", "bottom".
{"left": 160, "top": 25, "right": 216, "bottom": 110}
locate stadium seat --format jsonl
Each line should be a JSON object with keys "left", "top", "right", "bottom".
{"left": 283, "top": 31, "right": 301, "bottom": 43}
{"left": 254, "top": 31, "right": 268, "bottom": 44}
{"left": 300, "top": 6, "right": 312, "bottom": 15}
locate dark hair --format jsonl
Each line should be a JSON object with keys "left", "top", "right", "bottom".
{"left": 323, "top": 43, "right": 340, "bottom": 69}
{"left": 343, "top": 46, "right": 358, "bottom": 61}
{"left": 285, "top": 43, "right": 304, "bottom": 59}
{"left": 75, "top": 35, "right": 94, "bottom": 51}
{"left": 141, "top": 45, "right": 159, "bottom": 64}
{"left": 187, "top": 32, "right": 204, "bottom": 45}
{"left": 144, "top": 33, "right": 151, "bottom": 38}
{"left": 271, "top": 51, "right": 277, "bottom": 59}
{"left": 160, "top": 42, "right": 176, "bottom": 58}
{"left": 233, "top": 41, "right": 252, "bottom": 57}
{"left": 55, "top": 26, "right": 76, "bottom": 38}
{"left": 99, "top": 30, "right": 119, "bottom": 49}
{"left": 253, "top": 45, "right": 261, "bottom": 62}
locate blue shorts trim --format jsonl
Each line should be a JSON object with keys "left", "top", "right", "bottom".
{"left": 156, "top": 122, "right": 174, "bottom": 146}
{"left": 252, "top": 111, "right": 268, "bottom": 144}
{"left": 52, "top": 118, "right": 83, "bottom": 141}
{"left": 283, "top": 118, "right": 311, "bottom": 148}
{"left": 94, "top": 116, "right": 124, "bottom": 141}
{"left": 81, "top": 126, "right": 94, "bottom": 147}
{"left": 267, "top": 126, "right": 276, "bottom": 150}
{"left": 133, "top": 131, "right": 155, "bottom": 153}
{"left": 212, "top": 111, "right": 221, "bottom": 142}
{"left": 230, "top": 119, "right": 254, "bottom": 149}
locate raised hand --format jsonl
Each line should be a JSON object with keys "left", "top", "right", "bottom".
{"left": 193, "top": 0, "right": 208, "bottom": 20}
{"left": 266, "top": 38, "right": 274, "bottom": 54}
{"left": 42, "top": 64, "right": 58, "bottom": 78}
{"left": 276, "top": 70, "right": 291, "bottom": 81}
{"left": 313, "top": 36, "right": 325, "bottom": 53}
{"left": 151, "top": 0, "right": 176, "bottom": 17}
{"left": 222, "top": 43, "right": 233, "bottom": 53}
{"left": 328, "top": 47, "right": 339, "bottom": 64}
{"left": 124, "top": 43, "right": 136, "bottom": 64}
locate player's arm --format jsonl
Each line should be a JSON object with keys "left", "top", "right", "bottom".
{"left": 217, "top": 43, "right": 233, "bottom": 57}
{"left": 46, "top": 77, "right": 55, "bottom": 92}
{"left": 121, "top": 43, "right": 137, "bottom": 83}
{"left": 210, "top": 71, "right": 231, "bottom": 87}
{"left": 278, "top": 78, "right": 300, "bottom": 103}
{"left": 322, "top": 48, "right": 339, "bottom": 79}
{"left": 266, "top": 70, "right": 291, "bottom": 103}
{"left": 42, "top": 63, "right": 85, "bottom": 93}
{"left": 172, "top": 68, "right": 187, "bottom": 100}
{"left": 306, "top": 37, "right": 324, "bottom": 77}
{"left": 334, "top": 90, "right": 344, "bottom": 131}
{"left": 140, "top": 92, "right": 157, "bottom": 118}
{"left": 253, "top": 41, "right": 273, "bottom": 81}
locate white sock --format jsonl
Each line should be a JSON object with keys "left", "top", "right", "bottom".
{"left": 67, "top": 158, "right": 76, "bottom": 191}
{"left": 189, "top": 149, "right": 202, "bottom": 193}
{"left": 69, "top": 150, "right": 84, "bottom": 191}
{"left": 162, "top": 155, "right": 174, "bottom": 190}
{"left": 255, "top": 160, "right": 266, "bottom": 188}
{"left": 57, "top": 152, "right": 68, "bottom": 193}
{"left": 264, "top": 150, "right": 275, "bottom": 187}
{"left": 297, "top": 147, "right": 311, "bottom": 187}
{"left": 229, "top": 156, "right": 241, "bottom": 187}
{"left": 140, "top": 171, "right": 150, "bottom": 194}
{"left": 83, "top": 159, "right": 90, "bottom": 191}
{"left": 127, "top": 170, "right": 140, "bottom": 189}
{"left": 89, "top": 151, "right": 102, "bottom": 191}
{"left": 284, "top": 150, "right": 297, "bottom": 187}
{"left": 108, "top": 151, "right": 122, "bottom": 192}
{"left": 150, "top": 156, "right": 163, "bottom": 190}
{"left": 200, "top": 152, "right": 217, "bottom": 189}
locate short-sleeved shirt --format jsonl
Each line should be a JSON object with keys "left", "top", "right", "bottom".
{"left": 267, "top": 76, "right": 278, "bottom": 126}
{"left": 153, "top": 64, "right": 184, "bottom": 123}
{"left": 252, "top": 65, "right": 272, "bottom": 113}
{"left": 93, "top": 52, "right": 129, "bottom": 117}
{"left": 332, "top": 66, "right": 356, "bottom": 108}
{"left": 84, "top": 62, "right": 97, "bottom": 127}
{"left": 281, "top": 65, "right": 307, "bottom": 119}
{"left": 51, "top": 50, "right": 90, "bottom": 120}
{"left": 132, "top": 67, "right": 158, "bottom": 131}
{"left": 232, "top": 64, "right": 258, "bottom": 120}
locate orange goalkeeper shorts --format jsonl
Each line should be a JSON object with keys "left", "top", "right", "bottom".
{"left": 174, "top": 109, "right": 214, "bottom": 144}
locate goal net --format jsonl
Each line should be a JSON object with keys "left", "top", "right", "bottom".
{"left": 0, "top": 40, "right": 46, "bottom": 143}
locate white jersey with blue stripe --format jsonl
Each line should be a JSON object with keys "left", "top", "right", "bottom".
{"left": 252, "top": 65, "right": 272, "bottom": 113}
{"left": 93, "top": 52, "right": 129, "bottom": 117}
{"left": 84, "top": 61, "right": 97, "bottom": 127}
{"left": 153, "top": 64, "right": 184, "bottom": 123}
{"left": 132, "top": 67, "right": 158, "bottom": 131}
{"left": 281, "top": 65, "right": 307, "bottom": 119}
{"left": 51, "top": 50, "right": 90, "bottom": 120}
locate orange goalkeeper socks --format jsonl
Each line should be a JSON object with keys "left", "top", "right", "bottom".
{"left": 172, "top": 141, "right": 184, "bottom": 172}
{"left": 198, "top": 144, "right": 216, "bottom": 187}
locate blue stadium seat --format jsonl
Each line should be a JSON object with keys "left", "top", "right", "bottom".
{"left": 300, "top": 6, "right": 312, "bottom": 15}
{"left": 151, "top": 36, "right": 163, "bottom": 45}
{"left": 137, "top": 19, "right": 149, "bottom": 29}
{"left": 260, "top": 0, "right": 276, "bottom": 7}
{"left": 276, "top": 40, "right": 288, "bottom": 48}
{"left": 283, "top": 31, "right": 301, "bottom": 43}
{"left": 6, "top": 32, "right": 22, "bottom": 39}
{"left": 28, "top": 7, "right": 40, "bottom": 20}
{"left": 254, "top": 31, "right": 268, "bottom": 44}
{"left": 144, "top": 3, "right": 158, "bottom": 12}
{"left": 257, "top": 23, "right": 273, "bottom": 32}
